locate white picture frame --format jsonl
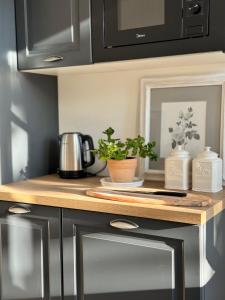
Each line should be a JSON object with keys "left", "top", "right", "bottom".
{"left": 139, "top": 75, "right": 225, "bottom": 181}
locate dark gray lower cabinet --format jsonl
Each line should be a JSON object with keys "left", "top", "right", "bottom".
{"left": 79, "top": 229, "right": 183, "bottom": 300}
{"left": 63, "top": 210, "right": 189, "bottom": 300}
{"left": 0, "top": 202, "right": 224, "bottom": 300}
{"left": 0, "top": 202, "right": 62, "bottom": 300}
{"left": 62, "top": 209, "right": 225, "bottom": 300}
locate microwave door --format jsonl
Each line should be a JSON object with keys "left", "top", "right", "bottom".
{"left": 104, "top": 0, "right": 183, "bottom": 48}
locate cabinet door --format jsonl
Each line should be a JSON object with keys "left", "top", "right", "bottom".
{"left": 0, "top": 202, "right": 62, "bottom": 300}
{"left": 15, "top": 0, "right": 92, "bottom": 70}
{"left": 63, "top": 210, "right": 184, "bottom": 300}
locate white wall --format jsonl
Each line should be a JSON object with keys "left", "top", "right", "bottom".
{"left": 58, "top": 70, "right": 142, "bottom": 139}
{"left": 58, "top": 62, "right": 225, "bottom": 173}
{"left": 58, "top": 69, "right": 147, "bottom": 173}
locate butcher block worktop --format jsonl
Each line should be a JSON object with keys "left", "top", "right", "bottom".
{"left": 0, "top": 174, "right": 224, "bottom": 225}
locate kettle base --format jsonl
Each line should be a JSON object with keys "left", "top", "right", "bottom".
{"left": 58, "top": 170, "right": 91, "bottom": 179}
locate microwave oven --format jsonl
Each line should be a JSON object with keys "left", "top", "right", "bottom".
{"left": 92, "top": 0, "right": 225, "bottom": 62}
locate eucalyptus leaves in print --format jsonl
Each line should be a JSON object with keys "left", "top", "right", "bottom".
{"left": 168, "top": 107, "right": 200, "bottom": 149}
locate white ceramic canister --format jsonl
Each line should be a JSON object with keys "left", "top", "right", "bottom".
{"left": 192, "top": 147, "right": 222, "bottom": 193}
{"left": 165, "top": 146, "right": 192, "bottom": 190}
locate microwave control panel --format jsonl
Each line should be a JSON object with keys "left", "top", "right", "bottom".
{"left": 183, "top": 0, "right": 209, "bottom": 37}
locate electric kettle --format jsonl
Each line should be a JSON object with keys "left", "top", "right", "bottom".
{"left": 58, "top": 132, "right": 95, "bottom": 179}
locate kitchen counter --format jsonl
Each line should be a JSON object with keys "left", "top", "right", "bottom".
{"left": 0, "top": 174, "right": 224, "bottom": 225}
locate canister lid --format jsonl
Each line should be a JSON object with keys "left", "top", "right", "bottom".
{"left": 169, "top": 145, "right": 190, "bottom": 158}
{"left": 196, "top": 147, "right": 218, "bottom": 159}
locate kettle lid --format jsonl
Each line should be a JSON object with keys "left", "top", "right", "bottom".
{"left": 60, "top": 132, "right": 82, "bottom": 143}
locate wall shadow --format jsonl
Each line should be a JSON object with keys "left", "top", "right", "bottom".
{"left": 0, "top": 0, "right": 59, "bottom": 184}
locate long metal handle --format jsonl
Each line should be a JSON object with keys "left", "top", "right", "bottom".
{"left": 110, "top": 219, "right": 139, "bottom": 230}
{"left": 8, "top": 206, "right": 31, "bottom": 214}
{"left": 43, "top": 55, "right": 64, "bottom": 62}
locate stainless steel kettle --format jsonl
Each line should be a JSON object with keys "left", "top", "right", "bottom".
{"left": 58, "top": 132, "right": 95, "bottom": 179}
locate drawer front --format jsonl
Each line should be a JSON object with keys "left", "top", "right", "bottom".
{"left": 0, "top": 201, "right": 62, "bottom": 300}
{"left": 62, "top": 209, "right": 189, "bottom": 300}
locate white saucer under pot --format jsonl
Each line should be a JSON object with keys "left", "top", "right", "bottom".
{"left": 100, "top": 177, "right": 144, "bottom": 188}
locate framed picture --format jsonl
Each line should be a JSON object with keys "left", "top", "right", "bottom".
{"left": 139, "top": 75, "right": 225, "bottom": 181}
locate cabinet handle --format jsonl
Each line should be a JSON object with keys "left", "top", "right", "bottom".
{"left": 43, "top": 55, "right": 64, "bottom": 62}
{"left": 8, "top": 206, "right": 31, "bottom": 214}
{"left": 110, "top": 219, "right": 139, "bottom": 230}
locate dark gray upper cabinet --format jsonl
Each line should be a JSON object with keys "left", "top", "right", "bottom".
{"left": 15, "top": 0, "right": 92, "bottom": 70}
{"left": 63, "top": 210, "right": 187, "bottom": 300}
{"left": 0, "top": 201, "right": 62, "bottom": 300}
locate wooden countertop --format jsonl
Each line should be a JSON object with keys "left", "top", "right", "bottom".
{"left": 0, "top": 174, "right": 224, "bottom": 225}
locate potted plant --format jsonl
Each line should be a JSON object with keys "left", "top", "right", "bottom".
{"left": 94, "top": 127, "right": 158, "bottom": 182}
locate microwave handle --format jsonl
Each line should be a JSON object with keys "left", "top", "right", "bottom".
{"left": 82, "top": 135, "right": 95, "bottom": 168}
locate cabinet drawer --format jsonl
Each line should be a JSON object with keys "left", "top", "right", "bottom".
{"left": 62, "top": 209, "right": 198, "bottom": 300}
{"left": 0, "top": 201, "right": 62, "bottom": 300}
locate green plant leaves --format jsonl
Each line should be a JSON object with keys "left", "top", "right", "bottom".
{"left": 94, "top": 127, "right": 158, "bottom": 161}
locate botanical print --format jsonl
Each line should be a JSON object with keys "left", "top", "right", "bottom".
{"left": 160, "top": 101, "right": 206, "bottom": 158}
{"left": 168, "top": 107, "right": 200, "bottom": 149}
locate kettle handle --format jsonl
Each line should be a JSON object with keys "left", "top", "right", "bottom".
{"left": 82, "top": 135, "right": 95, "bottom": 168}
